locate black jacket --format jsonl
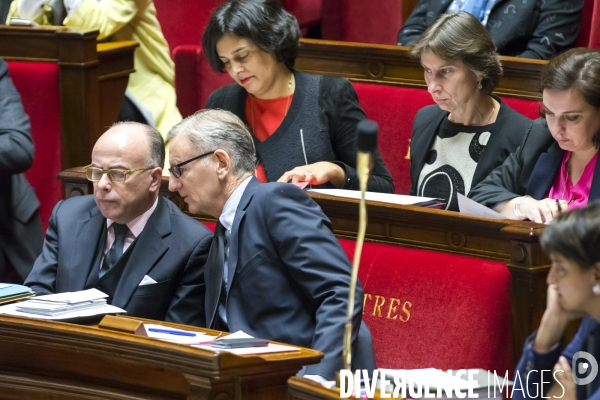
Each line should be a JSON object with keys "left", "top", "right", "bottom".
{"left": 410, "top": 97, "right": 532, "bottom": 198}
{"left": 397, "top": 0, "right": 583, "bottom": 60}
{"left": 206, "top": 70, "right": 395, "bottom": 193}
{"left": 470, "top": 119, "right": 600, "bottom": 207}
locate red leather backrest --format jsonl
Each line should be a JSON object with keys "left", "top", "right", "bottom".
{"left": 7, "top": 61, "right": 61, "bottom": 231}
{"left": 338, "top": 238, "right": 512, "bottom": 375}
{"left": 353, "top": 83, "right": 435, "bottom": 194}
{"left": 153, "top": 0, "right": 225, "bottom": 54}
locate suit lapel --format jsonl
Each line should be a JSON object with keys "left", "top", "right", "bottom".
{"left": 110, "top": 197, "right": 170, "bottom": 309}
{"left": 589, "top": 153, "right": 600, "bottom": 201}
{"left": 225, "top": 178, "right": 260, "bottom": 294}
{"left": 66, "top": 207, "right": 106, "bottom": 292}
{"left": 526, "top": 142, "right": 564, "bottom": 199}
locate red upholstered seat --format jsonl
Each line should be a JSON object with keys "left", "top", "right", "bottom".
{"left": 7, "top": 61, "right": 61, "bottom": 231}
{"left": 173, "top": 45, "right": 233, "bottom": 118}
{"left": 338, "top": 238, "right": 511, "bottom": 374}
{"left": 575, "top": 0, "right": 600, "bottom": 49}
{"left": 321, "top": 0, "right": 402, "bottom": 44}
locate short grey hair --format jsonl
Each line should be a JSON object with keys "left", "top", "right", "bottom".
{"left": 111, "top": 121, "right": 165, "bottom": 169}
{"left": 409, "top": 12, "right": 503, "bottom": 94}
{"left": 167, "top": 109, "right": 256, "bottom": 176}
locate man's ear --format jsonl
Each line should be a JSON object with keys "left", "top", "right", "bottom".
{"left": 214, "top": 149, "right": 232, "bottom": 180}
{"left": 148, "top": 167, "right": 163, "bottom": 193}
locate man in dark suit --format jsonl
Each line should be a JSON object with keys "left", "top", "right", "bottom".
{"left": 0, "top": 57, "right": 43, "bottom": 283}
{"left": 167, "top": 109, "right": 372, "bottom": 380}
{"left": 25, "top": 122, "right": 212, "bottom": 326}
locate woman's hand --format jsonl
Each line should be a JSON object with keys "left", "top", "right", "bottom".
{"left": 547, "top": 356, "right": 576, "bottom": 400}
{"left": 534, "top": 285, "right": 585, "bottom": 353}
{"left": 518, "top": 197, "right": 569, "bottom": 224}
{"left": 277, "top": 161, "right": 346, "bottom": 188}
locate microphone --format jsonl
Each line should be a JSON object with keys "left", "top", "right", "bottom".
{"left": 342, "top": 119, "right": 379, "bottom": 372}
{"left": 356, "top": 120, "right": 379, "bottom": 191}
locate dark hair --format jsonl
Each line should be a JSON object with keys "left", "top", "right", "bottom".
{"left": 409, "top": 12, "right": 502, "bottom": 94}
{"left": 540, "top": 201, "right": 600, "bottom": 269}
{"left": 540, "top": 48, "right": 600, "bottom": 147}
{"left": 202, "top": 0, "right": 300, "bottom": 73}
{"left": 111, "top": 121, "right": 165, "bottom": 169}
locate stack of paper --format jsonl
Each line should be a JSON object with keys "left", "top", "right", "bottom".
{"left": 308, "top": 189, "right": 443, "bottom": 207}
{"left": 0, "top": 288, "right": 126, "bottom": 320}
{"left": 0, "top": 283, "right": 34, "bottom": 305}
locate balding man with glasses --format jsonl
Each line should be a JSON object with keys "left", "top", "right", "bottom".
{"left": 25, "top": 122, "right": 213, "bottom": 326}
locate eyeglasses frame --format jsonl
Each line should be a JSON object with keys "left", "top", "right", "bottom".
{"left": 83, "top": 164, "right": 155, "bottom": 183}
{"left": 169, "top": 151, "right": 216, "bottom": 178}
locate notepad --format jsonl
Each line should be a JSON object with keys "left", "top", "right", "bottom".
{"left": 0, "top": 283, "right": 34, "bottom": 305}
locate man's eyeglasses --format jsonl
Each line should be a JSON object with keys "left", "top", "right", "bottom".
{"left": 84, "top": 165, "right": 154, "bottom": 183}
{"left": 169, "top": 151, "right": 215, "bottom": 178}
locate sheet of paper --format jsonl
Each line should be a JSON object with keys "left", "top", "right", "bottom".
{"left": 457, "top": 193, "right": 507, "bottom": 219}
{"left": 0, "top": 284, "right": 12, "bottom": 289}
{"left": 0, "top": 302, "right": 125, "bottom": 320}
{"left": 27, "top": 288, "right": 108, "bottom": 304}
{"left": 192, "top": 330, "right": 300, "bottom": 354}
{"left": 145, "top": 323, "right": 212, "bottom": 345}
{"left": 308, "top": 189, "right": 440, "bottom": 206}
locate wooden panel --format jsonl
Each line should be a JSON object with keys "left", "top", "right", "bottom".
{"left": 0, "top": 315, "right": 322, "bottom": 399}
{"left": 296, "top": 38, "right": 546, "bottom": 99}
{"left": 0, "top": 25, "right": 136, "bottom": 169}
{"left": 58, "top": 168, "right": 550, "bottom": 370}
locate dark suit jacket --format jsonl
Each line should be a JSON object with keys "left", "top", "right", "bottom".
{"left": 409, "top": 98, "right": 531, "bottom": 196}
{"left": 470, "top": 119, "right": 600, "bottom": 207}
{"left": 25, "top": 195, "right": 212, "bottom": 326}
{"left": 0, "top": 57, "right": 43, "bottom": 280}
{"left": 208, "top": 178, "right": 366, "bottom": 379}
{"left": 397, "top": 0, "right": 583, "bottom": 60}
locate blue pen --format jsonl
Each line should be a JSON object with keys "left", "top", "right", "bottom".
{"left": 148, "top": 328, "right": 197, "bottom": 337}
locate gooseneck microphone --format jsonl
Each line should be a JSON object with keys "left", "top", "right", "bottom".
{"left": 343, "top": 120, "right": 379, "bottom": 371}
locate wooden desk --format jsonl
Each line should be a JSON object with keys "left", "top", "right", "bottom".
{"left": 288, "top": 376, "right": 388, "bottom": 400}
{"left": 58, "top": 167, "right": 550, "bottom": 369}
{"left": 0, "top": 25, "right": 136, "bottom": 169}
{"left": 0, "top": 314, "right": 322, "bottom": 399}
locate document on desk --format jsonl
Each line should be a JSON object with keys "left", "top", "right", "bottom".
{"left": 457, "top": 193, "right": 507, "bottom": 219}
{"left": 308, "top": 189, "right": 442, "bottom": 207}
{"left": 145, "top": 323, "right": 214, "bottom": 345}
{"left": 192, "top": 331, "right": 301, "bottom": 355}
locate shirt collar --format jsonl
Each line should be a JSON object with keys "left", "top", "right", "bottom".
{"left": 106, "top": 197, "right": 159, "bottom": 238}
{"left": 219, "top": 176, "right": 253, "bottom": 232}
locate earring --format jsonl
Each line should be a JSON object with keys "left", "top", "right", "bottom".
{"left": 477, "top": 82, "right": 483, "bottom": 90}
{"left": 593, "top": 284, "right": 600, "bottom": 295}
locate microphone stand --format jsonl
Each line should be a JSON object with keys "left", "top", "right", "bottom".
{"left": 343, "top": 120, "right": 378, "bottom": 371}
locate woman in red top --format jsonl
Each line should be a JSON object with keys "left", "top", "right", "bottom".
{"left": 201, "top": 0, "right": 394, "bottom": 193}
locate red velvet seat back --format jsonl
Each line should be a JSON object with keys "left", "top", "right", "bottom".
{"left": 338, "top": 238, "right": 511, "bottom": 374}
{"left": 353, "top": 83, "right": 435, "bottom": 194}
{"left": 153, "top": 0, "right": 224, "bottom": 54}
{"left": 321, "top": 0, "right": 402, "bottom": 44}
{"left": 7, "top": 61, "right": 61, "bottom": 231}
{"left": 575, "top": 0, "right": 600, "bottom": 49}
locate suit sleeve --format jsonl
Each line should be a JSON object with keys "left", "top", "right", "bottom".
{"left": 24, "top": 200, "right": 63, "bottom": 295}
{"left": 321, "top": 77, "right": 395, "bottom": 193}
{"left": 516, "top": 0, "right": 583, "bottom": 59}
{"left": 63, "top": 0, "right": 137, "bottom": 40}
{"left": 165, "top": 231, "right": 212, "bottom": 327}
{"left": 0, "top": 58, "right": 34, "bottom": 179}
{"left": 469, "top": 126, "right": 534, "bottom": 208}
{"left": 264, "top": 184, "right": 363, "bottom": 379}
{"left": 396, "top": 0, "right": 434, "bottom": 46}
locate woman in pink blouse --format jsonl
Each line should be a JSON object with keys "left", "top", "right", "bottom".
{"left": 470, "top": 48, "right": 600, "bottom": 223}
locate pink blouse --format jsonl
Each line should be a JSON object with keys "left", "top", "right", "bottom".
{"left": 548, "top": 151, "right": 598, "bottom": 210}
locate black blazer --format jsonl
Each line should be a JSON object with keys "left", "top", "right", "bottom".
{"left": 212, "top": 177, "right": 368, "bottom": 379}
{"left": 25, "top": 195, "right": 213, "bottom": 326}
{"left": 470, "top": 119, "right": 600, "bottom": 207}
{"left": 397, "top": 0, "right": 583, "bottom": 60}
{"left": 409, "top": 97, "right": 532, "bottom": 196}
{"left": 0, "top": 57, "right": 43, "bottom": 280}
{"left": 206, "top": 70, "right": 395, "bottom": 193}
